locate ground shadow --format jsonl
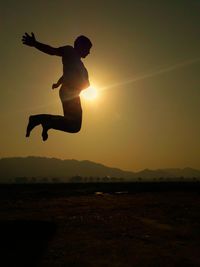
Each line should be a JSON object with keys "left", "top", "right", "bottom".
{"left": 0, "top": 220, "right": 56, "bottom": 267}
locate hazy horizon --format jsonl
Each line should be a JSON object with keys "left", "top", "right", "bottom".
{"left": 1, "top": 0, "right": 200, "bottom": 171}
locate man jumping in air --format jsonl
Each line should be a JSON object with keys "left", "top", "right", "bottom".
{"left": 22, "top": 32, "right": 92, "bottom": 141}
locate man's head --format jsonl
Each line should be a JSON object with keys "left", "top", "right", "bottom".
{"left": 74, "top": 35, "right": 92, "bottom": 58}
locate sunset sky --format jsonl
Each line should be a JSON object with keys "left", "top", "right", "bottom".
{"left": 1, "top": 0, "right": 200, "bottom": 171}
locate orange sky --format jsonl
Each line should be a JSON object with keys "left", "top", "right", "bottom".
{"left": 1, "top": 0, "right": 200, "bottom": 171}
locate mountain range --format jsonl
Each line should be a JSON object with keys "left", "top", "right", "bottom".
{"left": 0, "top": 157, "right": 200, "bottom": 183}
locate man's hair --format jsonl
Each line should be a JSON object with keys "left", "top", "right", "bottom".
{"left": 74, "top": 35, "right": 92, "bottom": 49}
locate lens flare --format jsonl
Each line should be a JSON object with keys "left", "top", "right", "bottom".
{"left": 81, "top": 86, "right": 98, "bottom": 100}
{"left": 101, "top": 57, "right": 200, "bottom": 92}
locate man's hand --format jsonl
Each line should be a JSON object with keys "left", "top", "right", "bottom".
{"left": 52, "top": 83, "right": 57, "bottom": 90}
{"left": 22, "top": 32, "right": 36, "bottom": 47}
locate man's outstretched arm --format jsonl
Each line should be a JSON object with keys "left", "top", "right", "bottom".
{"left": 22, "top": 32, "right": 62, "bottom": 56}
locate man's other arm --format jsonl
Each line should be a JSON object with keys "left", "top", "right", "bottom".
{"left": 22, "top": 32, "right": 63, "bottom": 56}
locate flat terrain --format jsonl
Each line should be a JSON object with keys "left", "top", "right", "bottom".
{"left": 0, "top": 183, "right": 200, "bottom": 267}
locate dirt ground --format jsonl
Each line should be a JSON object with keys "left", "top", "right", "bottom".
{"left": 0, "top": 184, "right": 200, "bottom": 267}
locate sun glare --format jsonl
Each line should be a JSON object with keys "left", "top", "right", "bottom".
{"left": 81, "top": 86, "right": 99, "bottom": 101}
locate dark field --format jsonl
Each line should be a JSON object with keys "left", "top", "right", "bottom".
{"left": 0, "top": 182, "right": 200, "bottom": 267}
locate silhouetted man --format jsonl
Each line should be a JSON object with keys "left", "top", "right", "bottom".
{"left": 22, "top": 32, "right": 92, "bottom": 141}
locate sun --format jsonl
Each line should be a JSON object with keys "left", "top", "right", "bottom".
{"left": 81, "top": 86, "right": 99, "bottom": 101}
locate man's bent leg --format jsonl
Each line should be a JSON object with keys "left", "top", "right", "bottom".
{"left": 26, "top": 114, "right": 82, "bottom": 141}
{"left": 40, "top": 115, "right": 82, "bottom": 141}
{"left": 46, "top": 115, "right": 82, "bottom": 134}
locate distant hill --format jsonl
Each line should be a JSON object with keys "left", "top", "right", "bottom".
{"left": 0, "top": 157, "right": 134, "bottom": 182}
{"left": 0, "top": 157, "right": 199, "bottom": 183}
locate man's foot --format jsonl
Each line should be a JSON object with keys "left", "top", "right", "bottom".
{"left": 42, "top": 127, "right": 48, "bottom": 141}
{"left": 41, "top": 118, "right": 51, "bottom": 141}
{"left": 26, "top": 115, "right": 40, "bottom": 137}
